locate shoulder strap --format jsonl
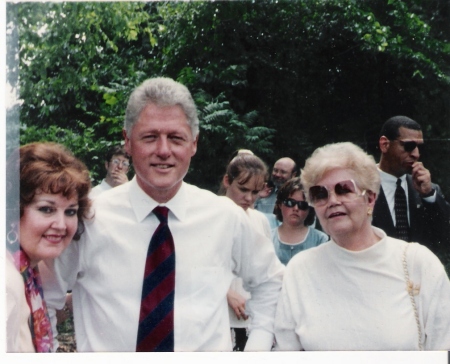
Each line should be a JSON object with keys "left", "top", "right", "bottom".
{"left": 402, "top": 243, "right": 423, "bottom": 350}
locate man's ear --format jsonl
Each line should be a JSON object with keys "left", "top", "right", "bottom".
{"left": 123, "top": 129, "right": 131, "bottom": 155}
{"left": 223, "top": 174, "right": 230, "bottom": 189}
{"left": 105, "top": 161, "right": 109, "bottom": 171}
{"left": 191, "top": 134, "right": 199, "bottom": 157}
{"left": 379, "top": 136, "right": 390, "bottom": 153}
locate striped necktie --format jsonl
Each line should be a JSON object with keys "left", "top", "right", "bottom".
{"left": 394, "top": 178, "right": 410, "bottom": 241}
{"left": 136, "top": 206, "right": 175, "bottom": 351}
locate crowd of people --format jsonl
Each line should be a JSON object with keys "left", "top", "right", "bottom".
{"left": 6, "top": 77, "right": 450, "bottom": 353}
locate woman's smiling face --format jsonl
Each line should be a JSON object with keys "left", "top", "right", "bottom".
{"left": 313, "top": 168, "right": 374, "bottom": 243}
{"left": 20, "top": 192, "right": 79, "bottom": 267}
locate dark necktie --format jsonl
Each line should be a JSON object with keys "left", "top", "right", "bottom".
{"left": 136, "top": 206, "right": 175, "bottom": 352}
{"left": 394, "top": 178, "right": 410, "bottom": 241}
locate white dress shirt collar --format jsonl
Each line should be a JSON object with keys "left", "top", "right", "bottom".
{"left": 377, "top": 166, "right": 409, "bottom": 224}
{"left": 378, "top": 167, "right": 406, "bottom": 186}
{"left": 129, "top": 177, "right": 188, "bottom": 223}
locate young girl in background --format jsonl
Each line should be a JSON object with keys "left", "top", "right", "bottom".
{"left": 219, "top": 150, "right": 273, "bottom": 351}
{"left": 272, "top": 177, "right": 328, "bottom": 265}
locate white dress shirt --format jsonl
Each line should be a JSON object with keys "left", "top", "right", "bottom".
{"left": 40, "top": 177, "right": 284, "bottom": 352}
{"left": 89, "top": 179, "right": 113, "bottom": 199}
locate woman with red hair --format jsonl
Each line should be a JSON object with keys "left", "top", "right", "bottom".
{"left": 6, "top": 142, "right": 91, "bottom": 352}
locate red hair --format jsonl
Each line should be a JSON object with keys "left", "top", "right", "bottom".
{"left": 19, "top": 142, "right": 92, "bottom": 240}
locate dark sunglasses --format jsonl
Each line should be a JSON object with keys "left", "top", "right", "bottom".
{"left": 395, "top": 139, "right": 424, "bottom": 153}
{"left": 282, "top": 198, "right": 309, "bottom": 210}
{"left": 308, "top": 179, "right": 366, "bottom": 207}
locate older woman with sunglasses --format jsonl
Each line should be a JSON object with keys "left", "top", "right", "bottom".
{"left": 272, "top": 177, "right": 328, "bottom": 265}
{"left": 274, "top": 142, "right": 450, "bottom": 350}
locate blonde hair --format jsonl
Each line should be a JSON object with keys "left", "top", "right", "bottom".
{"left": 301, "top": 142, "right": 380, "bottom": 202}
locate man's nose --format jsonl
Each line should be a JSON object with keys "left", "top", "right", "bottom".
{"left": 156, "top": 137, "right": 171, "bottom": 157}
{"left": 410, "top": 146, "right": 420, "bottom": 159}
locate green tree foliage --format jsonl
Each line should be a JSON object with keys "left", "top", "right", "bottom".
{"left": 14, "top": 0, "right": 450, "bottom": 194}
{"left": 15, "top": 1, "right": 275, "bottom": 185}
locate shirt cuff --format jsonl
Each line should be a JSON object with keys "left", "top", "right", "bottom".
{"left": 422, "top": 189, "right": 436, "bottom": 203}
{"left": 244, "top": 329, "right": 274, "bottom": 351}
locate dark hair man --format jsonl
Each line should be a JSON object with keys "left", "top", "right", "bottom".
{"left": 373, "top": 115, "right": 450, "bottom": 257}
{"left": 41, "top": 78, "right": 284, "bottom": 352}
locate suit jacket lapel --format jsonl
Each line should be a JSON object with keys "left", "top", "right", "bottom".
{"left": 373, "top": 186, "right": 396, "bottom": 236}
{"left": 406, "top": 175, "right": 422, "bottom": 240}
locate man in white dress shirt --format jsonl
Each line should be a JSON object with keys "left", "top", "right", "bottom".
{"left": 40, "top": 77, "right": 284, "bottom": 352}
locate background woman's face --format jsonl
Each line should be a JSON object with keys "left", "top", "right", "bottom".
{"left": 280, "top": 190, "right": 308, "bottom": 227}
{"left": 225, "top": 174, "right": 265, "bottom": 211}
{"left": 20, "top": 192, "right": 79, "bottom": 267}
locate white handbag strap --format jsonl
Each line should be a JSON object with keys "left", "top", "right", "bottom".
{"left": 402, "top": 243, "right": 423, "bottom": 350}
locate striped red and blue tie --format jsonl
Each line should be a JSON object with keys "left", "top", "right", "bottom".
{"left": 136, "top": 206, "right": 175, "bottom": 352}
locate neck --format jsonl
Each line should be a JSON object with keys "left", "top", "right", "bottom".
{"left": 278, "top": 222, "right": 308, "bottom": 244}
{"left": 378, "top": 159, "right": 403, "bottom": 178}
{"left": 137, "top": 176, "right": 182, "bottom": 204}
{"left": 332, "top": 223, "right": 380, "bottom": 251}
{"left": 104, "top": 176, "right": 115, "bottom": 187}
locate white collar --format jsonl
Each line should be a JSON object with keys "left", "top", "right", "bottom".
{"left": 129, "top": 177, "right": 188, "bottom": 223}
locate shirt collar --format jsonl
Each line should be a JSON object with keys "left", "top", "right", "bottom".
{"left": 377, "top": 165, "right": 406, "bottom": 184}
{"left": 129, "top": 177, "right": 188, "bottom": 223}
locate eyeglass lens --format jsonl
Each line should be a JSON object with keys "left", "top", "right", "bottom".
{"left": 398, "top": 140, "right": 424, "bottom": 153}
{"left": 309, "top": 180, "right": 357, "bottom": 206}
{"left": 112, "top": 159, "right": 130, "bottom": 167}
{"left": 283, "top": 198, "right": 309, "bottom": 210}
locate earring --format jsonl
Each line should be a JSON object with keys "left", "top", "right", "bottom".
{"left": 7, "top": 224, "right": 18, "bottom": 245}
{"left": 367, "top": 207, "right": 373, "bottom": 216}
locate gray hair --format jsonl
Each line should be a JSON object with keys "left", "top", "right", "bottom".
{"left": 301, "top": 142, "right": 380, "bottom": 201}
{"left": 124, "top": 77, "right": 199, "bottom": 137}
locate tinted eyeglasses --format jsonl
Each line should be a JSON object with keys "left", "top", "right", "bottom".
{"left": 395, "top": 139, "right": 424, "bottom": 153}
{"left": 308, "top": 179, "right": 366, "bottom": 207}
{"left": 282, "top": 198, "right": 309, "bottom": 210}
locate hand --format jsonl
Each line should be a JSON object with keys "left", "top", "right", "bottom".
{"left": 411, "top": 162, "right": 433, "bottom": 196}
{"left": 259, "top": 183, "right": 273, "bottom": 199}
{"left": 55, "top": 293, "right": 73, "bottom": 324}
{"left": 227, "top": 289, "right": 248, "bottom": 320}
{"left": 111, "top": 171, "right": 128, "bottom": 186}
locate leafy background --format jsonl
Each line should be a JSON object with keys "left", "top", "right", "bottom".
{"left": 7, "top": 0, "right": 450, "bottom": 268}
{"left": 6, "top": 0, "right": 450, "bottom": 350}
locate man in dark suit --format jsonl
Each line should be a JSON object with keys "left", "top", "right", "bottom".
{"left": 373, "top": 115, "right": 450, "bottom": 258}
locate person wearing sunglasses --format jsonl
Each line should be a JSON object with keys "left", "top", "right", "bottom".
{"left": 274, "top": 142, "right": 450, "bottom": 350}
{"left": 90, "top": 145, "right": 131, "bottom": 198}
{"left": 272, "top": 177, "right": 328, "bottom": 265}
{"left": 219, "top": 150, "right": 274, "bottom": 351}
{"left": 374, "top": 115, "right": 450, "bottom": 259}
